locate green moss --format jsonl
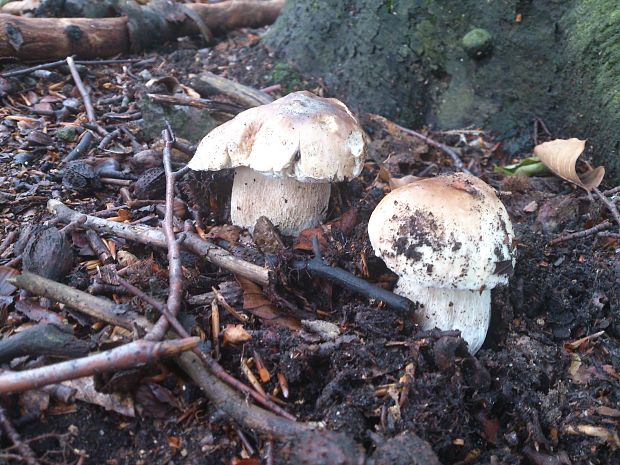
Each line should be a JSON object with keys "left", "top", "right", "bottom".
{"left": 462, "top": 28, "right": 493, "bottom": 58}
{"left": 266, "top": 0, "right": 620, "bottom": 180}
{"left": 561, "top": 0, "right": 620, "bottom": 180}
{"left": 270, "top": 62, "right": 304, "bottom": 93}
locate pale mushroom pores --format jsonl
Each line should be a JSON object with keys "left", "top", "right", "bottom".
{"left": 367, "top": 173, "right": 516, "bottom": 354}
{"left": 187, "top": 91, "right": 366, "bottom": 236}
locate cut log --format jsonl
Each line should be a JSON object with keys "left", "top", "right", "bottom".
{"left": 191, "top": 71, "right": 274, "bottom": 108}
{"left": 186, "top": 0, "right": 284, "bottom": 36}
{"left": 0, "top": 0, "right": 285, "bottom": 61}
{"left": 0, "top": 14, "right": 129, "bottom": 59}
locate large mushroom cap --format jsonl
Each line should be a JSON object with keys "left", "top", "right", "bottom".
{"left": 368, "top": 173, "right": 515, "bottom": 291}
{"left": 187, "top": 91, "right": 366, "bottom": 182}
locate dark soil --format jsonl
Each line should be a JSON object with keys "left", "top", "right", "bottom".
{"left": 0, "top": 27, "right": 619, "bottom": 465}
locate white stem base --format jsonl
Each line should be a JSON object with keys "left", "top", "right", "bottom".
{"left": 231, "top": 167, "right": 331, "bottom": 236}
{"left": 395, "top": 279, "right": 491, "bottom": 354}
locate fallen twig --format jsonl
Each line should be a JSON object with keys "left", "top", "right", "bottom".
{"left": 97, "top": 128, "right": 121, "bottom": 150}
{"left": 66, "top": 57, "right": 96, "bottom": 125}
{"left": 393, "top": 122, "right": 472, "bottom": 174}
{"left": 593, "top": 187, "right": 620, "bottom": 234}
{"left": 9, "top": 271, "right": 148, "bottom": 330}
{"left": 117, "top": 276, "right": 294, "bottom": 420}
{"left": 85, "top": 229, "right": 113, "bottom": 264}
{"left": 146, "top": 127, "right": 185, "bottom": 341}
{"left": 191, "top": 71, "right": 274, "bottom": 108}
{"left": 0, "top": 230, "right": 17, "bottom": 256}
{"left": 47, "top": 199, "right": 270, "bottom": 285}
{"left": 548, "top": 221, "right": 612, "bottom": 246}
{"left": 0, "top": 338, "right": 199, "bottom": 395}
{"left": 0, "top": 323, "right": 89, "bottom": 364}
{"left": 0, "top": 403, "right": 41, "bottom": 465}
{"left": 291, "top": 236, "right": 416, "bottom": 313}
{"left": 63, "top": 131, "right": 94, "bottom": 162}
{"left": 0, "top": 57, "right": 155, "bottom": 79}
{"left": 602, "top": 185, "right": 620, "bottom": 197}
{"left": 147, "top": 93, "right": 243, "bottom": 114}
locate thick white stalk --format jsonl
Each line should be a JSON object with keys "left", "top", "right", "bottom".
{"left": 231, "top": 167, "right": 331, "bottom": 236}
{"left": 395, "top": 278, "right": 491, "bottom": 354}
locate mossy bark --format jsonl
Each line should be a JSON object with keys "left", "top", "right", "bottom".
{"left": 266, "top": 0, "right": 620, "bottom": 182}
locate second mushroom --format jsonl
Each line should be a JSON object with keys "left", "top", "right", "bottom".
{"left": 368, "top": 173, "right": 516, "bottom": 354}
{"left": 187, "top": 91, "right": 367, "bottom": 236}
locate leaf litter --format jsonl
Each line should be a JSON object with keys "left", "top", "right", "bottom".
{"left": 0, "top": 26, "right": 617, "bottom": 465}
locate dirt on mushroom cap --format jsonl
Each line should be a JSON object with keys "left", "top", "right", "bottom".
{"left": 368, "top": 173, "right": 515, "bottom": 291}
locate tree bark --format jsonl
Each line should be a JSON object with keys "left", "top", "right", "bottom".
{"left": 0, "top": 14, "right": 129, "bottom": 59}
{"left": 266, "top": 0, "right": 620, "bottom": 183}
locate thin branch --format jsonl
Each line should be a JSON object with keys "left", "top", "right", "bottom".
{"left": 548, "top": 221, "right": 612, "bottom": 246}
{"left": 147, "top": 93, "right": 242, "bottom": 114}
{"left": 392, "top": 121, "right": 472, "bottom": 174}
{"left": 0, "top": 230, "right": 17, "bottom": 256}
{"left": 0, "top": 338, "right": 198, "bottom": 395}
{"left": 602, "top": 185, "right": 620, "bottom": 197}
{"left": 62, "top": 131, "right": 94, "bottom": 163}
{"left": 66, "top": 57, "right": 96, "bottom": 123}
{"left": 290, "top": 236, "right": 417, "bottom": 314}
{"left": 593, "top": 187, "right": 620, "bottom": 234}
{"left": 0, "top": 57, "right": 155, "bottom": 78}
{"left": 116, "top": 276, "right": 295, "bottom": 420}
{"left": 146, "top": 127, "right": 184, "bottom": 341}
{"left": 47, "top": 199, "right": 270, "bottom": 285}
{"left": 9, "top": 272, "right": 147, "bottom": 330}
{"left": 0, "top": 403, "right": 41, "bottom": 465}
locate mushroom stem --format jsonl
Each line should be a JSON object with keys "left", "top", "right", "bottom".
{"left": 231, "top": 167, "right": 331, "bottom": 236}
{"left": 395, "top": 278, "right": 491, "bottom": 354}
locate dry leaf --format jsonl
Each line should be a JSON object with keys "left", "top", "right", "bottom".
{"left": 522, "top": 200, "right": 538, "bottom": 213}
{"left": 236, "top": 276, "right": 301, "bottom": 330}
{"left": 62, "top": 377, "right": 135, "bottom": 417}
{"left": 533, "top": 138, "right": 604, "bottom": 191}
{"left": 14, "top": 300, "right": 65, "bottom": 326}
{"left": 595, "top": 406, "right": 620, "bottom": 418}
{"left": 389, "top": 174, "right": 420, "bottom": 189}
{"left": 295, "top": 208, "right": 358, "bottom": 252}
{"left": 207, "top": 224, "right": 241, "bottom": 243}
{"left": 0, "top": 266, "right": 18, "bottom": 296}
{"left": 566, "top": 424, "right": 620, "bottom": 448}
{"left": 223, "top": 324, "right": 252, "bottom": 344}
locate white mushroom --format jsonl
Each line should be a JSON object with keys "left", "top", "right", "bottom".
{"left": 187, "top": 91, "right": 366, "bottom": 236}
{"left": 367, "top": 173, "right": 515, "bottom": 354}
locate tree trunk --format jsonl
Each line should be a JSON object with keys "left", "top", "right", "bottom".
{"left": 266, "top": 0, "right": 620, "bottom": 183}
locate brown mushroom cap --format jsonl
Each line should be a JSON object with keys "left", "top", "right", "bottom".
{"left": 187, "top": 91, "right": 366, "bottom": 182}
{"left": 368, "top": 173, "right": 515, "bottom": 291}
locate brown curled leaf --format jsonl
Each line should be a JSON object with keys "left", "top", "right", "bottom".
{"left": 533, "top": 138, "right": 604, "bottom": 192}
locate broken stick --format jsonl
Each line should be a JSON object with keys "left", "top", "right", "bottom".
{"left": 0, "top": 338, "right": 199, "bottom": 394}
{"left": 10, "top": 271, "right": 147, "bottom": 330}
{"left": 47, "top": 199, "right": 270, "bottom": 285}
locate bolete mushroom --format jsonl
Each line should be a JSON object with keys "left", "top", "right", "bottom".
{"left": 367, "top": 173, "right": 515, "bottom": 354}
{"left": 187, "top": 91, "right": 366, "bottom": 236}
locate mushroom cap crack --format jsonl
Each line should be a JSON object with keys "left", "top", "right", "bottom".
{"left": 188, "top": 90, "right": 366, "bottom": 183}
